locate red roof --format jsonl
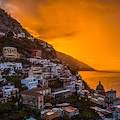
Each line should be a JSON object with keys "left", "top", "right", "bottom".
{"left": 33, "top": 87, "right": 51, "bottom": 91}
{"left": 21, "top": 87, "right": 51, "bottom": 96}
{"left": 21, "top": 90, "right": 42, "bottom": 96}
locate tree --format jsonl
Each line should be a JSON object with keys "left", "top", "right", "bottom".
{"left": 5, "top": 76, "right": 22, "bottom": 90}
{"left": 44, "top": 95, "right": 51, "bottom": 103}
{"left": 6, "top": 31, "right": 14, "bottom": 38}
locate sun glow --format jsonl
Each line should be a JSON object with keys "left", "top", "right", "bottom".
{"left": 1, "top": 0, "right": 120, "bottom": 71}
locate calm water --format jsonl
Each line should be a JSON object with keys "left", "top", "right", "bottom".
{"left": 79, "top": 71, "right": 120, "bottom": 97}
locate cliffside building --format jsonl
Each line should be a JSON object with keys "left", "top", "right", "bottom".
{"left": 41, "top": 109, "right": 58, "bottom": 120}
{"left": 3, "top": 47, "right": 21, "bottom": 59}
{"left": 104, "top": 89, "right": 117, "bottom": 108}
{"left": 21, "top": 89, "right": 44, "bottom": 109}
{"left": 62, "top": 106, "right": 79, "bottom": 118}
{"left": 30, "top": 49, "right": 42, "bottom": 58}
{"left": 52, "top": 89, "right": 71, "bottom": 100}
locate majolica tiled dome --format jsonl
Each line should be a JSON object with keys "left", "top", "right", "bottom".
{"left": 96, "top": 81, "right": 105, "bottom": 90}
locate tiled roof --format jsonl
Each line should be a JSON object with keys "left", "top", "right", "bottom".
{"left": 33, "top": 87, "right": 51, "bottom": 91}
{"left": 63, "top": 106, "right": 79, "bottom": 112}
{"left": 21, "top": 87, "right": 50, "bottom": 96}
{"left": 21, "top": 90, "right": 43, "bottom": 96}
{"left": 106, "top": 89, "right": 116, "bottom": 94}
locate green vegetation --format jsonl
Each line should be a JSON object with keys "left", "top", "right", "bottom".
{"left": 4, "top": 76, "right": 23, "bottom": 91}
{"left": 44, "top": 91, "right": 101, "bottom": 119}
{"left": 0, "top": 35, "right": 56, "bottom": 59}
{"left": 4, "top": 76, "right": 28, "bottom": 91}
{"left": 14, "top": 59, "right": 31, "bottom": 65}
{"left": 0, "top": 102, "right": 44, "bottom": 120}
{"left": 54, "top": 114, "right": 70, "bottom": 120}
{"left": 52, "top": 92, "right": 100, "bottom": 120}
{"left": 2, "top": 68, "right": 11, "bottom": 75}
{"left": 0, "top": 102, "right": 31, "bottom": 120}
{"left": 48, "top": 80, "right": 63, "bottom": 89}
{"left": 82, "top": 80, "right": 90, "bottom": 90}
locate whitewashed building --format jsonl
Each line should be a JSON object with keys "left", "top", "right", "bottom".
{"left": 21, "top": 77, "right": 38, "bottom": 90}
{"left": 21, "top": 69, "right": 38, "bottom": 89}
{"left": 76, "top": 80, "right": 83, "bottom": 94}
{"left": 2, "top": 85, "right": 19, "bottom": 99}
{"left": 17, "top": 33, "right": 25, "bottom": 38}
{"left": 113, "top": 105, "right": 120, "bottom": 119}
{"left": 0, "top": 62, "right": 22, "bottom": 71}
{"left": 52, "top": 89, "right": 71, "bottom": 100}
{"left": 104, "top": 89, "right": 120, "bottom": 108}
{"left": 0, "top": 31, "right": 5, "bottom": 37}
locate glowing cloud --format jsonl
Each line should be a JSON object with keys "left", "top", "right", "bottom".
{"left": 1, "top": 0, "right": 120, "bottom": 71}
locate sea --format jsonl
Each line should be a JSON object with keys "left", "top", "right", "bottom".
{"left": 79, "top": 71, "right": 120, "bottom": 97}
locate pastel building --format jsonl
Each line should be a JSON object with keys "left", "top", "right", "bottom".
{"left": 0, "top": 32, "right": 5, "bottom": 37}
{"left": 42, "top": 71, "right": 55, "bottom": 79}
{"left": 63, "top": 80, "right": 75, "bottom": 93}
{"left": 76, "top": 80, "right": 83, "bottom": 94}
{"left": 52, "top": 89, "right": 71, "bottom": 100}
{"left": 21, "top": 69, "right": 38, "bottom": 90}
{"left": 41, "top": 109, "right": 58, "bottom": 120}
{"left": 21, "top": 77, "right": 38, "bottom": 90}
{"left": 17, "top": 33, "right": 25, "bottom": 38}
{"left": 113, "top": 105, "right": 120, "bottom": 119}
{"left": 29, "top": 58, "right": 40, "bottom": 64}
{"left": 0, "top": 89, "right": 7, "bottom": 103}
{"left": 33, "top": 87, "right": 51, "bottom": 96}
{"left": 21, "top": 87, "right": 51, "bottom": 109}
{"left": 104, "top": 89, "right": 117, "bottom": 108}
{"left": 21, "top": 89, "right": 44, "bottom": 109}
{"left": 30, "top": 49, "right": 42, "bottom": 58}
{"left": 2, "top": 85, "right": 19, "bottom": 100}
{"left": 27, "top": 36, "right": 34, "bottom": 42}
{"left": 62, "top": 106, "right": 79, "bottom": 118}
{"left": 31, "top": 66, "right": 43, "bottom": 79}
{"left": 3, "top": 47, "right": 21, "bottom": 59}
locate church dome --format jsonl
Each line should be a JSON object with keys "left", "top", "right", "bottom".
{"left": 96, "top": 81, "right": 105, "bottom": 90}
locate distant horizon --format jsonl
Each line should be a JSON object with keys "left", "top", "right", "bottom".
{"left": 90, "top": 70, "right": 120, "bottom": 73}
{"left": 57, "top": 50, "right": 120, "bottom": 72}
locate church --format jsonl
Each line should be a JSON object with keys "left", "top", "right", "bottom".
{"left": 96, "top": 81, "right": 105, "bottom": 96}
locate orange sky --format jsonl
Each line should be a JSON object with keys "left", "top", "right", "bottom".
{"left": 1, "top": 0, "right": 120, "bottom": 71}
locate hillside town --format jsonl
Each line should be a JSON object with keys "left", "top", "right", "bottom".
{"left": 0, "top": 32, "right": 120, "bottom": 120}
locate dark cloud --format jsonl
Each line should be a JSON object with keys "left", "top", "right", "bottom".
{"left": 1, "top": 0, "right": 120, "bottom": 39}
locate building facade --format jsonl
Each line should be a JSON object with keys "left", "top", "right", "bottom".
{"left": 21, "top": 77, "right": 38, "bottom": 90}
{"left": 1, "top": 85, "right": 19, "bottom": 102}
{"left": 113, "top": 105, "right": 120, "bottom": 119}
{"left": 33, "top": 87, "right": 51, "bottom": 96}
{"left": 62, "top": 106, "right": 79, "bottom": 118}
{"left": 3, "top": 47, "right": 21, "bottom": 59}
{"left": 30, "top": 49, "right": 42, "bottom": 58}
{"left": 21, "top": 90, "right": 44, "bottom": 109}
{"left": 41, "top": 109, "right": 58, "bottom": 120}
{"left": 104, "top": 89, "right": 117, "bottom": 108}
{"left": 0, "top": 62, "right": 22, "bottom": 71}
{"left": 52, "top": 89, "right": 71, "bottom": 100}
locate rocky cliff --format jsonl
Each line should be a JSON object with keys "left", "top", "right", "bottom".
{"left": 57, "top": 51, "right": 95, "bottom": 71}
{"left": 0, "top": 8, "right": 95, "bottom": 71}
{"left": 0, "top": 8, "right": 30, "bottom": 36}
{"left": 0, "top": 8, "right": 57, "bottom": 59}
